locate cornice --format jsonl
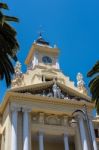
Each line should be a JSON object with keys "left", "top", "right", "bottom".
{"left": 0, "top": 91, "right": 94, "bottom": 114}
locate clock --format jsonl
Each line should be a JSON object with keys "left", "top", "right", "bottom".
{"left": 42, "top": 56, "right": 52, "bottom": 64}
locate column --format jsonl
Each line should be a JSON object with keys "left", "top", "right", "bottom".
{"left": 89, "top": 120, "right": 98, "bottom": 150}
{"left": 39, "top": 132, "right": 44, "bottom": 150}
{"left": 64, "top": 134, "right": 69, "bottom": 150}
{"left": 79, "top": 117, "right": 88, "bottom": 150}
{"left": 23, "top": 109, "right": 30, "bottom": 150}
{"left": 11, "top": 108, "right": 19, "bottom": 150}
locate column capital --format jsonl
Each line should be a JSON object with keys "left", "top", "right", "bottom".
{"left": 64, "top": 133, "right": 68, "bottom": 137}
{"left": 11, "top": 106, "right": 21, "bottom": 112}
{"left": 39, "top": 129, "right": 44, "bottom": 135}
{"left": 22, "top": 107, "right": 32, "bottom": 112}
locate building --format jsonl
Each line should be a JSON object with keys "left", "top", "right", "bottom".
{"left": 0, "top": 35, "right": 98, "bottom": 150}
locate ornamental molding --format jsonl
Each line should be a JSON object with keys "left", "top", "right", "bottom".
{"left": 9, "top": 92, "right": 93, "bottom": 107}
{"left": 32, "top": 112, "right": 69, "bottom": 127}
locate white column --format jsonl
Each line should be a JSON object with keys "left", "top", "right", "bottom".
{"left": 79, "top": 117, "right": 88, "bottom": 150}
{"left": 23, "top": 109, "right": 30, "bottom": 150}
{"left": 39, "top": 132, "right": 44, "bottom": 150}
{"left": 64, "top": 134, "right": 69, "bottom": 150}
{"left": 89, "top": 120, "right": 98, "bottom": 150}
{"left": 11, "top": 109, "right": 18, "bottom": 150}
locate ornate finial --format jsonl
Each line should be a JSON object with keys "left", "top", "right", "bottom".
{"left": 11, "top": 61, "right": 24, "bottom": 88}
{"left": 76, "top": 72, "right": 87, "bottom": 95}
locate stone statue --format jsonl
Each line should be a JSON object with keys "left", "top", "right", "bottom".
{"left": 57, "top": 86, "right": 61, "bottom": 98}
{"left": 52, "top": 83, "right": 58, "bottom": 98}
{"left": 76, "top": 72, "right": 87, "bottom": 95}
{"left": 52, "top": 83, "right": 63, "bottom": 98}
{"left": 47, "top": 89, "right": 53, "bottom": 97}
{"left": 11, "top": 61, "right": 24, "bottom": 87}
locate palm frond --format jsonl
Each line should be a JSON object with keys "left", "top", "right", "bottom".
{"left": 87, "top": 61, "right": 99, "bottom": 114}
{"left": 4, "top": 16, "right": 19, "bottom": 22}
{"left": 0, "top": 53, "right": 14, "bottom": 87}
{"left": 0, "top": 3, "right": 9, "bottom": 10}
{"left": 0, "top": 2, "right": 19, "bottom": 87}
{"left": 87, "top": 61, "right": 99, "bottom": 77}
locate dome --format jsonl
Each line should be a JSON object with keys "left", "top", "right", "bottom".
{"left": 36, "top": 34, "right": 49, "bottom": 46}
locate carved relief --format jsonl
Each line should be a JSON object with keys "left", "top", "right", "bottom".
{"left": 32, "top": 112, "right": 69, "bottom": 127}
{"left": 45, "top": 114, "right": 60, "bottom": 125}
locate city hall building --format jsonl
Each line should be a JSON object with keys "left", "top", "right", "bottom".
{"left": 0, "top": 35, "right": 99, "bottom": 150}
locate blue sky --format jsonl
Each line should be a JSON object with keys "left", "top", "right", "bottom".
{"left": 0, "top": 0, "right": 99, "bottom": 102}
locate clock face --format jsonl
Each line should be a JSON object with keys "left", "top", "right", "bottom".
{"left": 42, "top": 56, "right": 52, "bottom": 64}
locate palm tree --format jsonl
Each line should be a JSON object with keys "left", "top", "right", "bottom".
{"left": 87, "top": 61, "right": 99, "bottom": 114}
{"left": 0, "top": 2, "right": 19, "bottom": 87}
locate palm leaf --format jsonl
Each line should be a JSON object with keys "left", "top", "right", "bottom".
{"left": 87, "top": 61, "right": 99, "bottom": 114}
{"left": 0, "top": 3, "right": 9, "bottom": 10}
{"left": 87, "top": 61, "right": 99, "bottom": 77}
{"left": 0, "top": 53, "right": 15, "bottom": 87}
{"left": 3, "top": 22, "right": 17, "bottom": 36}
{"left": 4, "top": 16, "right": 19, "bottom": 22}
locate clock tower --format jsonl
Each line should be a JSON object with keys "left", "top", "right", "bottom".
{"left": 25, "top": 34, "right": 60, "bottom": 70}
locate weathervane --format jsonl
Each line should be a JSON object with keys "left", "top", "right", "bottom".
{"left": 38, "top": 25, "right": 44, "bottom": 37}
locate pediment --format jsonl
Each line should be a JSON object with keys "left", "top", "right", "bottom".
{"left": 11, "top": 81, "right": 91, "bottom": 102}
